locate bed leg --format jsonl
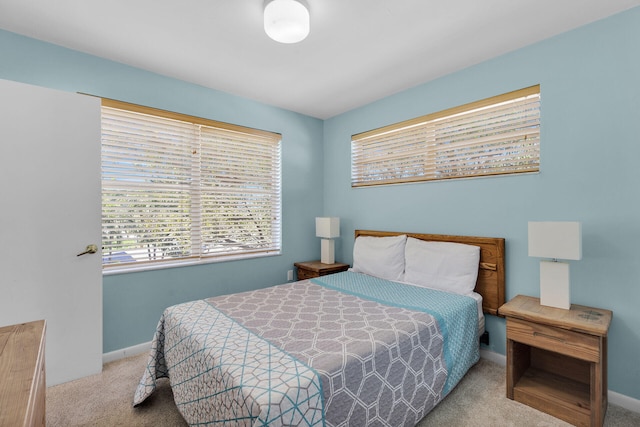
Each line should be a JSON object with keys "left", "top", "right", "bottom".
{"left": 479, "top": 331, "right": 490, "bottom": 345}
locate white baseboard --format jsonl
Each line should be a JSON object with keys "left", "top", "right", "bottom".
{"left": 480, "top": 348, "right": 506, "bottom": 365}
{"left": 608, "top": 390, "right": 640, "bottom": 414}
{"left": 102, "top": 341, "right": 151, "bottom": 364}
{"left": 479, "top": 349, "right": 640, "bottom": 415}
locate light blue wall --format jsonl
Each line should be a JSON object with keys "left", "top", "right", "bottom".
{"left": 0, "top": 30, "right": 325, "bottom": 353}
{"left": 323, "top": 8, "right": 640, "bottom": 399}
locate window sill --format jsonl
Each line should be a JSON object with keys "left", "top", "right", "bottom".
{"left": 102, "top": 251, "right": 281, "bottom": 276}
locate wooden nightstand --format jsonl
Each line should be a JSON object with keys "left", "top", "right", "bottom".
{"left": 294, "top": 260, "right": 350, "bottom": 280}
{"left": 499, "top": 295, "right": 612, "bottom": 427}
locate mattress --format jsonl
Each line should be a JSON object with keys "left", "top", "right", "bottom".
{"left": 467, "top": 291, "right": 485, "bottom": 334}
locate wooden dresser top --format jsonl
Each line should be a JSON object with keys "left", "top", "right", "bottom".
{"left": 0, "top": 320, "right": 46, "bottom": 427}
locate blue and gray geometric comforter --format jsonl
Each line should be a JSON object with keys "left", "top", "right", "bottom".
{"left": 134, "top": 271, "right": 479, "bottom": 426}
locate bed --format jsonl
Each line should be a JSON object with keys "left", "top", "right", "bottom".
{"left": 134, "top": 230, "right": 505, "bottom": 426}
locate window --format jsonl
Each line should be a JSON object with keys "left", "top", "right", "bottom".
{"left": 351, "top": 85, "right": 540, "bottom": 187}
{"left": 101, "top": 99, "right": 282, "bottom": 272}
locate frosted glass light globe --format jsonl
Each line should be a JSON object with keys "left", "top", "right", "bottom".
{"left": 264, "top": 0, "right": 310, "bottom": 44}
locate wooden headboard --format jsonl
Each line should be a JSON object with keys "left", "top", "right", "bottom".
{"left": 355, "top": 230, "right": 506, "bottom": 316}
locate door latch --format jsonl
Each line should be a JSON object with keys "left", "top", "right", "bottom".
{"left": 77, "top": 244, "right": 98, "bottom": 257}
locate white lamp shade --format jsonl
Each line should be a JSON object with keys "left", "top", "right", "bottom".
{"left": 528, "top": 221, "right": 582, "bottom": 260}
{"left": 264, "top": 0, "right": 310, "bottom": 44}
{"left": 316, "top": 217, "right": 340, "bottom": 238}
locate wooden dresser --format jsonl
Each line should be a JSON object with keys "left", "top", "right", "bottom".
{"left": 0, "top": 320, "right": 46, "bottom": 427}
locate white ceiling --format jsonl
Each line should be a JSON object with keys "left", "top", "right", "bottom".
{"left": 1, "top": 0, "right": 638, "bottom": 119}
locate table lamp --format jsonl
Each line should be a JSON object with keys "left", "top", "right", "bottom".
{"left": 316, "top": 217, "right": 340, "bottom": 264}
{"left": 528, "top": 221, "right": 582, "bottom": 309}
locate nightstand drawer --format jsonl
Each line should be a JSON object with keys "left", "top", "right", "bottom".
{"left": 297, "top": 268, "right": 316, "bottom": 280}
{"left": 507, "top": 318, "right": 600, "bottom": 362}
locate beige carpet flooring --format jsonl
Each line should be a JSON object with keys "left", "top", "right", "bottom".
{"left": 46, "top": 353, "right": 640, "bottom": 426}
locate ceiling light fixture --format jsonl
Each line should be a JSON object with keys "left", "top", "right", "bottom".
{"left": 264, "top": 0, "right": 310, "bottom": 44}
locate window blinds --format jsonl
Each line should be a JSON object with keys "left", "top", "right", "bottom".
{"left": 101, "top": 100, "right": 281, "bottom": 269}
{"left": 351, "top": 85, "right": 540, "bottom": 187}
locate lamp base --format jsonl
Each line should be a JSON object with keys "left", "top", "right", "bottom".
{"left": 320, "top": 239, "right": 335, "bottom": 264}
{"left": 540, "top": 260, "right": 570, "bottom": 309}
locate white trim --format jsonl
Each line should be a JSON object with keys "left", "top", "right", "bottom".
{"left": 479, "top": 349, "right": 640, "bottom": 414}
{"left": 480, "top": 348, "right": 506, "bottom": 365}
{"left": 103, "top": 251, "right": 280, "bottom": 276}
{"left": 102, "top": 341, "right": 151, "bottom": 364}
{"left": 609, "top": 390, "right": 640, "bottom": 414}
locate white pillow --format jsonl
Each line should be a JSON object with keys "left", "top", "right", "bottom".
{"left": 352, "top": 235, "right": 407, "bottom": 281}
{"left": 404, "top": 237, "right": 480, "bottom": 295}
